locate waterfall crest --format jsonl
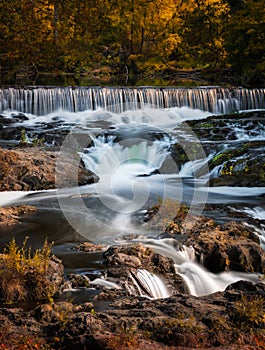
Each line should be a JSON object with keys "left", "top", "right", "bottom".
{"left": 1, "top": 86, "right": 264, "bottom": 115}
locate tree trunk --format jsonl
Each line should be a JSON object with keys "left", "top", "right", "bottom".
{"left": 54, "top": 0, "right": 58, "bottom": 44}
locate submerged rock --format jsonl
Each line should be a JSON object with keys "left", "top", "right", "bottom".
{"left": 74, "top": 242, "right": 107, "bottom": 253}
{"left": 0, "top": 204, "right": 36, "bottom": 226}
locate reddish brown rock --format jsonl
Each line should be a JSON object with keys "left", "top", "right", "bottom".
{"left": 0, "top": 146, "right": 98, "bottom": 191}
{"left": 186, "top": 219, "right": 265, "bottom": 273}
{"left": 103, "top": 243, "right": 186, "bottom": 294}
{"left": 0, "top": 204, "right": 36, "bottom": 226}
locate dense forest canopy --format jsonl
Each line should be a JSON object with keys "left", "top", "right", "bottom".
{"left": 0, "top": 0, "right": 264, "bottom": 85}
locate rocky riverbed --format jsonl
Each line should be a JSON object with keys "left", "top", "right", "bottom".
{"left": 0, "top": 110, "right": 265, "bottom": 349}
{"left": 0, "top": 238, "right": 264, "bottom": 350}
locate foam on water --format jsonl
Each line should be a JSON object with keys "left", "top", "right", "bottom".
{"left": 1, "top": 106, "right": 212, "bottom": 132}
{"left": 0, "top": 190, "right": 56, "bottom": 206}
{"left": 137, "top": 238, "right": 260, "bottom": 297}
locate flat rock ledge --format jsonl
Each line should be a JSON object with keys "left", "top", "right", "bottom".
{"left": 0, "top": 146, "right": 98, "bottom": 191}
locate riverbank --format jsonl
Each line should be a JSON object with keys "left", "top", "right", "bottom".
{"left": 0, "top": 207, "right": 264, "bottom": 349}
{"left": 0, "top": 222, "right": 264, "bottom": 349}
{"left": 4, "top": 66, "right": 264, "bottom": 88}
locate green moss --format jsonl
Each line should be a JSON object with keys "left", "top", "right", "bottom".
{"left": 199, "top": 123, "right": 214, "bottom": 128}
{"left": 211, "top": 153, "right": 230, "bottom": 167}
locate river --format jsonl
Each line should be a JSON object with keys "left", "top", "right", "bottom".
{"left": 0, "top": 86, "right": 264, "bottom": 299}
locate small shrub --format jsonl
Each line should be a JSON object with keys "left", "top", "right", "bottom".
{"left": 146, "top": 197, "right": 188, "bottom": 232}
{"left": 32, "top": 136, "right": 45, "bottom": 147}
{"left": 53, "top": 302, "right": 74, "bottom": 329}
{"left": 0, "top": 237, "right": 55, "bottom": 302}
{"left": 20, "top": 129, "right": 29, "bottom": 145}
{"left": 3, "top": 237, "right": 52, "bottom": 275}
{"left": 148, "top": 315, "right": 201, "bottom": 347}
{"left": 20, "top": 129, "right": 45, "bottom": 147}
{"left": 232, "top": 293, "right": 265, "bottom": 329}
{"left": 0, "top": 331, "right": 50, "bottom": 350}
{"left": 106, "top": 325, "right": 139, "bottom": 350}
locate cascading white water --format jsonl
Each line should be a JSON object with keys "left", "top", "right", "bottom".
{"left": 139, "top": 239, "right": 260, "bottom": 297}
{"left": 209, "top": 154, "right": 248, "bottom": 178}
{"left": 175, "top": 262, "right": 259, "bottom": 297}
{"left": 80, "top": 134, "right": 172, "bottom": 179}
{"left": 126, "top": 269, "right": 171, "bottom": 299}
{"left": 79, "top": 134, "right": 174, "bottom": 229}
{"left": 232, "top": 206, "right": 265, "bottom": 250}
{"left": 1, "top": 87, "right": 265, "bottom": 115}
{"left": 179, "top": 155, "right": 212, "bottom": 177}
{"left": 241, "top": 206, "right": 265, "bottom": 220}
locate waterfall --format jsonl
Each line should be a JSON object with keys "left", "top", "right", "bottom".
{"left": 140, "top": 239, "right": 259, "bottom": 297}
{"left": 80, "top": 134, "right": 172, "bottom": 178}
{"left": 175, "top": 262, "right": 259, "bottom": 297}
{"left": 79, "top": 134, "right": 173, "bottom": 224}
{"left": 126, "top": 269, "right": 171, "bottom": 299}
{"left": 179, "top": 155, "right": 212, "bottom": 177}
{"left": 1, "top": 87, "right": 265, "bottom": 115}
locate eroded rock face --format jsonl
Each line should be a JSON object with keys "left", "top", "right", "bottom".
{"left": 186, "top": 219, "right": 265, "bottom": 274}
{"left": 143, "top": 200, "right": 265, "bottom": 275}
{"left": 103, "top": 243, "right": 187, "bottom": 294}
{"left": 0, "top": 146, "right": 98, "bottom": 191}
{"left": 158, "top": 211, "right": 265, "bottom": 274}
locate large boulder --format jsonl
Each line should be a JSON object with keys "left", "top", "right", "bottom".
{"left": 0, "top": 146, "right": 98, "bottom": 191}
{"left": 103, "top": 243, "right": 186, "bottom": 294}
{"left": 187, "top": 220, "right": 265, "bottom": 273}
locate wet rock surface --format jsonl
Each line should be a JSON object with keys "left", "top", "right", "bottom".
{"left": 187, "top": 219, "right": 265, "bottom": 273}
{"left": 0, "top": 215, "right": 264, "bottom": 349}
{"left": 0, "top": 205, "right": 255, "bottom": 349}
{"left": 102, "top": 243, "right": 187, "bottom": 295}
{"left": 0, "top": 204, "right": 37, "bottom": 226}
{"left": 0, "top": 282, "right": 264, "bottom": 349}
{"left": 170, "top": 111, "right": 265, "bottom": 186}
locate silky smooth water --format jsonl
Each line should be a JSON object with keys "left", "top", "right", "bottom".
{"left": 0, "top": 87, "right": 265, "bottom": 298}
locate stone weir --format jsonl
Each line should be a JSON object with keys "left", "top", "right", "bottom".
{"left": 0, "top": 86, "right": 265, "bottom": 115}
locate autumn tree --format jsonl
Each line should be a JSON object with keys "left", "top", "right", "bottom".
{"left": 224, "top": 0, "right": 265, "bottom": 84}
{"left": 178, "top": 0, "right": 230, "bottom": 68}
{"left": 0, "top": 0, "right": 264, "bottom": 85}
